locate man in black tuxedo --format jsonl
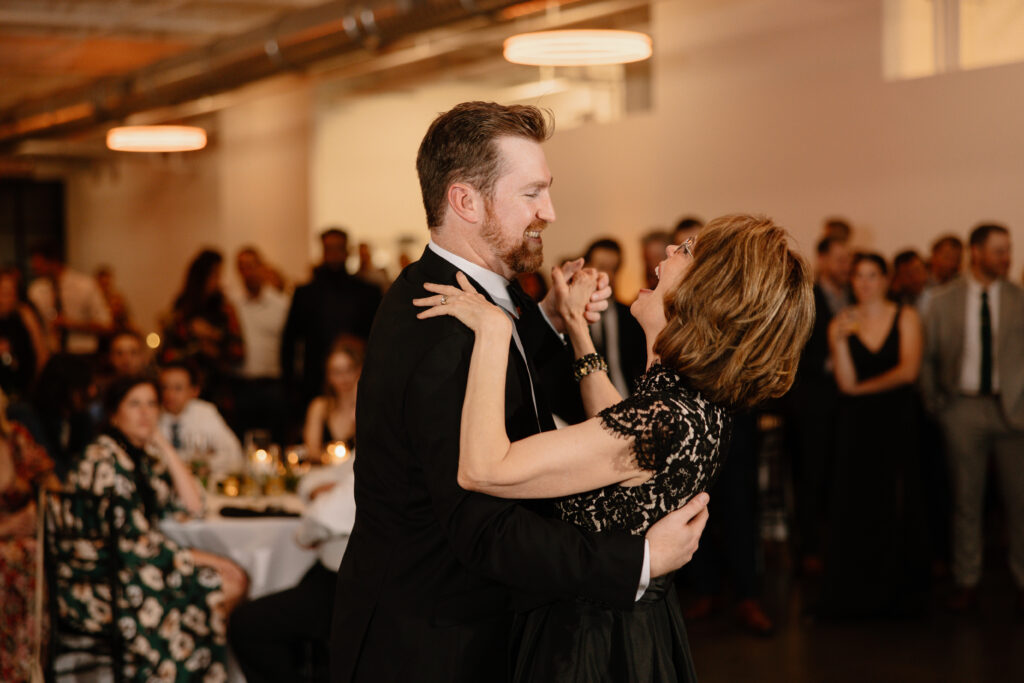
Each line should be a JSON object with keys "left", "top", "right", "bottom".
{"left": 330, "top": 102, "right": 710, "bottom": 682}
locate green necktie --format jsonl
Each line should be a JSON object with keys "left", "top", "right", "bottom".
{"left": 980, "top": 291, "right": 992, "bottom": 395}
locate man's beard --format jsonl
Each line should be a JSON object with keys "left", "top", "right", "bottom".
{"left": 481, "top": 206, "right": 545, "bottom": 275}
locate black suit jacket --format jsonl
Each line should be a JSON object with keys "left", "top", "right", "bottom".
{"left": 330, "top": 247, "right": 644, "bottom": 682}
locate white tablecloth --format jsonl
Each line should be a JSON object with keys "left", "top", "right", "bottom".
{"left": 160, "top": 497, "right": 317, "bottom": 600}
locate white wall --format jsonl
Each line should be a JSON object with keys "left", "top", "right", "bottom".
{"left": 65, "top": 76, "right": 314, "bottom": 336}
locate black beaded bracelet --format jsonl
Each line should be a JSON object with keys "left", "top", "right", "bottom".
{"left": 573, "top": 353, "right": 608, "bottom": 382}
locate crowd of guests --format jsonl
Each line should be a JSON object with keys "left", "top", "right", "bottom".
{"left": 1, "top": 214, "right": 1021, "bottom": 680}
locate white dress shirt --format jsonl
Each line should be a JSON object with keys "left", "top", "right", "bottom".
{"left": 233, "top": 286, "right": 290, "bottom": 378}
{"left": 159, "top": 399, "right": 245, "bottom": 474}
{"left": 426, "top": 240, "right": 651, "bottom": 600}
{"left": 28, "top": 269, "right": 112, "bottom": 354}
{"left": 959, "top": 276, "right": 1001, "bottom": 394}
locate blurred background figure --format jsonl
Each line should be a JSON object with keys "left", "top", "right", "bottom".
{"left": 94, "top": 265, "right": 133, "bottom": 333}
{"left": 786, "top": 234, "right": 852, "bottom": 574}
{"left": 921, "top": 224, "right": 1024, "bottom": 615}
{"left": 303, "top": 337, "right": 363, "bottom": 458}
{"left": 890, "top": 249, "right": 929, "bottom": 308}
{"left": 31, "top": 353, "right": 98, "bottom": 477}
{"left": 0, "top": 387, "right": 59, "bottom": 683}
{"left": 821, "top": 252, "right": 927, "bottom": 617}
{"left": 158, "top": 360, "right": 244, "bottom": 475}
{"left": 581, "top": 238, "right": 645, "bottom": 396}
{"left": 233, "top": 246, "right": 290, "bottom": 443}
{"left": 355, "top": 242, "right": 391, "bottom": 293}
{"left": 0, "top": 268, "right": 48, "bottom": 402}
{"left": 928, "top": 234, "right": 964, "bottom": 286}
{"left": 160, "top": 249, "right": 244, "bottom": 406}
{"left": 107, "top": 330, "right": 148, "bottom": 379}
{"left": 27, "top": 244, "right": 112, "bottom": 355}
{"left": 640, "top": 230, "right": 671, "bottom": 290}
{"left": 282, "top": 228, "right": 381, "bottom": 413}
{"left": 672, "top": 215, "right": 704, "bottom": 246}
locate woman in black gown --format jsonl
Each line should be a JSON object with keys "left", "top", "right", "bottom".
{"left": 821, "top": 252, "right": 928, "bottom": 617}
{"left": 415, "top": 215, "right": 815, "bottom": 681}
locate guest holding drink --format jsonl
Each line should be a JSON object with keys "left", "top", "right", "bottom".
{"left": 303, "top": 337, "right": 363, "bottom": 457}
{"left": 820, "top": 252, "right": 928, "bottom": 617}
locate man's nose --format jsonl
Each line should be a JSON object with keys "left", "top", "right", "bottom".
{"left": 538, "top": 196, "right": 556, "bottom": 223}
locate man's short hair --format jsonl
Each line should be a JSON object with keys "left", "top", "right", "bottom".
{"left": 816, "top": 235, "right": 848, "bottom": 255}
{"left": 159, "top": 359, "right": 202, "bottom": 389}
{"left": 641, "top": 230, "right": 671, "bottom": 247}
{"left": 674, "top": 216, "right": 704, "bottom": 234}
{"left": 931, "top": 234, "right": 963, "bottom": 253}
{"left": 321, "top": 227, "right": 348, "bottom": 242}
{"left": 416, "top": 101, "right": 552, "bottom": 229}
{"left": 823, "top": 218, "right": 852, "bottom": 240}
{"left": 583, "top": 238, "right": 623, "bottom": 264}
{"left": 893, "top": 250, "right": 922, "bottom": 270}
{"left": 111, "top": 330, "right": 143, "bottom": 347}
{"left": 968, "top": 223, "right": 1008, "bottom": 249}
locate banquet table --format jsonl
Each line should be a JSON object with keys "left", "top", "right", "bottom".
{"left": 160, "top": 494, "right": 317, "bottom": 600}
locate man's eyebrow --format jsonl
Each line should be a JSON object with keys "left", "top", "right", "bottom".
{"left": 523, "top": 177, "right": 553, "bottom": 191}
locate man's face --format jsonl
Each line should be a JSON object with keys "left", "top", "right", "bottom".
{"left": 477, "top": 136, "right": 555, "bottom": 278}
{"left": 587, "top": 247, "right": 622, "bottom": 278}
{"left": 237, "top": 252, "right": 263, "bottom": 291}
{"left": 821, "top": 242, "right": 852, "bottom": 287}
{"left": 932, "top": 243, "right": 962, "bottom": 283}
{"left": 643, "top": 240, "right": 668, "bottom": 275}
{"left": 322, "top": 234, "right": 349, "bottom": 270}
{"left": 973, "top": 232, "right": 1011, "bottom": 281}
{"left": 110, "top": 335, "right": 145, "bottom": 377}
{"left": 159, "top": 368, "right": 198, "bottom": 416}
{"left": 896, "top": 256, "right": 929, "bottom": 297}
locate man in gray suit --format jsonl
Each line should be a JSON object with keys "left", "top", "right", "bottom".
{"left": 921, "top": 223, "right": 1024, "bottom": 613}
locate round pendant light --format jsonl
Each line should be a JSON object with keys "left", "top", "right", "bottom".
{"left": 106, "top": 125, "right": 207, "bottom": 152}
{"left": 503, "top": 29, "right": 652, "bottom": 67}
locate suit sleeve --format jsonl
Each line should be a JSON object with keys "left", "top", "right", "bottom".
{"left": 403, "top": 329, "right": 644, "bottom": 610}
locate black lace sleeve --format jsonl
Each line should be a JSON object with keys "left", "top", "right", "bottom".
{"left": 597, "top": 390, "right": 693, "bottom": 472}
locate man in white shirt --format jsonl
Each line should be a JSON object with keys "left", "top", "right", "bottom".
{"left": 158, "top": 361, "right": 245, "bottom": 475}
{"left": 921, "top": 223, "right": 1024, "bottom": 614}
{"left": 233, "top": 247, "right": 290, "bottom": 441}
{"left": 28, "top": 246, "right": 112, "bottom": 355}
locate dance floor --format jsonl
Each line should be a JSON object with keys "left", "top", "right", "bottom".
{"left": 687, "top": 548, "right": 1024, "bottom": 683}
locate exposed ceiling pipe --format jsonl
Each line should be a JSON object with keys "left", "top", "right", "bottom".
{"left": 0, "top": 0, "right": 528, "bottom": 149}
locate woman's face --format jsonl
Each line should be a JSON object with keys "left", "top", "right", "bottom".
{"left": 327, "top": 351, "right": 361, "bottom": 396}
{"left": 111, "top": 384, "right": 160, "bottom": 446}
{"left": 851, "top": 260, "right": 888, "bottom": 305}
{"left": 631, "top": 240, "right": 695, "bottom": 337}
{"left": 205, "top": 264, "right": 222, "bottom": 296}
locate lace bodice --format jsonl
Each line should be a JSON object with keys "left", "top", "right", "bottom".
{"left": 554, "top": 364, "right": 730, "bottom": 535}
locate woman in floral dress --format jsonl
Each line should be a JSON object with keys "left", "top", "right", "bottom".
{"left": 61, "top": 376, "right": 248, "bottom": 682}
{"left": 1, "top": 388, "right": 59, "bottom": 683}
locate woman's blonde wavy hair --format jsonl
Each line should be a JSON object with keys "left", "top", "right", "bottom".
{"left": 652, "top": 214, "right": 815, "bottom": 409}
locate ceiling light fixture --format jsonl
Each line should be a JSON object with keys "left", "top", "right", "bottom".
{"left": 106, "top": 125, "right": 207, "bottom": 152}
{"left": 503, "top": 29, "right": 652, "bottom": 67}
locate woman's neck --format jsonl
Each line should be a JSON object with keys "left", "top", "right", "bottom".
{"left": 857, "top": 298, "right": 891, "bottom": 316}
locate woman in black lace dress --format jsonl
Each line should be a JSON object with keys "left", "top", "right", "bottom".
{"left": 820, "top": 252, "right": 928, "bottom": 617}
{"left": 415, "top": 215, "right": 814, "bottom": 681}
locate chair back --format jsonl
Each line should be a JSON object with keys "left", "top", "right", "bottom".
{"left": 41, "top": 487, "right": 126, "bottom": 683}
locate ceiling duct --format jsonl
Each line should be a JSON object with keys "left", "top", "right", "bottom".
{"left": 0, "top": 0, "right": 527, "bottom": 149}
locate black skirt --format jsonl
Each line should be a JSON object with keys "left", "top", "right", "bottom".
{"left": 512, "top": 575, "right": 698, "bottom": 683}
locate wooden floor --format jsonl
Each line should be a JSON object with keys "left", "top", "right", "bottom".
{"left": 684, "top": 558, "right": 1024, "bottom": 683}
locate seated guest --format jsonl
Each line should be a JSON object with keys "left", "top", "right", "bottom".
{"left": 1, "top": 387, "right": 59, "bottom": 683}
{"left": 158, "top": 361, "right": 244, "bottom": 474}
{"left": 61, "top": 376, "right": 248, "bottom": 681}
{"left": 0, "top": 268, "right": 49, "bottom": 401}
{"left": 108, "top": 331, "right": 149, "bottom": 378}
{"left": 302, "top": 338, "right": 362, "bottom": 457}
{"left": 229, "top": 458, "right": 355, "bottom": 682}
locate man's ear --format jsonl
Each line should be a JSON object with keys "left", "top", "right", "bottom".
{"left": 447, "top": 182, "right": 484, "bottom": 224}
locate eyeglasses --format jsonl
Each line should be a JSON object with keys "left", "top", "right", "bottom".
{"left": 675, "top": 237, "right": 694, "bottom": 258}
